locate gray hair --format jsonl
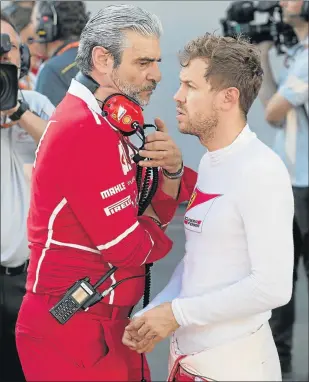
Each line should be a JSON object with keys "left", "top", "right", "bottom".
{"left": 75, "top": 4, "right": 163, "bottom": 75}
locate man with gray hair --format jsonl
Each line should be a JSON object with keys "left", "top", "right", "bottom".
{"left": 15, "top": 4, "right": 196, "bottom": 381}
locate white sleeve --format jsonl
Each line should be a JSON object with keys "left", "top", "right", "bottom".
{"left": 133, "top": 258, "right": 184, "bottom": 317}
{"left": 172, "top": 161, "right": 294, "bottom": 327}
{"left": 21, "top": 90, "right": 55, "bottom": 120}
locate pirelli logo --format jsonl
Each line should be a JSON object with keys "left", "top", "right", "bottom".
{"left": 104, "top": 196, "right": 132, "bottom": 216}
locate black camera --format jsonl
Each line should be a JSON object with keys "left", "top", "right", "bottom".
{"left": 220, "top": 1, "right": 298, "bottom": 54}
{"left": 0, "top": 33, "right": 19, "bottom": 111}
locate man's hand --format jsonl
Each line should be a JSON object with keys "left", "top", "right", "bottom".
{"left": 122, "top": 302, "right": 180, "bottom": 353}
{"left": 138, "top": 118, "right": 182, "bottom": 173}
{"left": 122, "top": 327, "right": 157, "bottom": 353}
{"left": 0, "top": 102, "right": 20, "bottom": 118}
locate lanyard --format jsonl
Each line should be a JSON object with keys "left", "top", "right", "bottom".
{"left": 56, "top": 41, "right": 79, "bottom": 56}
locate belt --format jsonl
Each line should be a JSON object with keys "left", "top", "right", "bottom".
{"left": 0, "top": 260, "right": 29, "bottom": 276}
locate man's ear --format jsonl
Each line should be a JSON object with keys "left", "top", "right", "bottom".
{"left": 221, "top": 87, "right": 240, "bottom": 111}
{"left": 92, "top": 46, "right": 114, "bottom": 75}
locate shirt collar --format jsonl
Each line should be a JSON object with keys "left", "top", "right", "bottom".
{"left": 207, "top": 124, "right": 256, "bottom": 166}
{"left": 67, "top": 79, "right": 102, "bottom": 115}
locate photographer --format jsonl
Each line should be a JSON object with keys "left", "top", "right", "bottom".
{"left": 1, "top": 13, "right": 54, "bottom": 382}
{"left": 2, "top": 1, "right": 46, "bottom": 90}
{"left": 257, "top": 1, "right": 308, "bottom": 378}
{"left": 31, "top": 1, "right": 89, "bottom": 106}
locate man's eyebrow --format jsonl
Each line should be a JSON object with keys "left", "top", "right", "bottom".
{"left": 137, "top": 57, "right": 162, "bottom": 63}
{"left": 180, "top": 79, "right": 197, "bottom": 87}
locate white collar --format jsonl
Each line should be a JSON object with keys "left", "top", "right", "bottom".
{"left": 67, "top": 79, "right": 102, "bottom": 115}
{"left": 207, "top": 124, "right": 256, "bottom": 165}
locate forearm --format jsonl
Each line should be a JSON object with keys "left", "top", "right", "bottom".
{"left": 172, "top": 271, "right": 290, "bottom": 327}
{"left": 143, "top": 204, "right": 161, "bottom": 222}
{"left": 160, "top": 173, "right": 181, "bottom": 200}
{"left": 17, "top": 111, "right": 47, "bottom": 144}
{"left": 259, "top": 52, "right": 278, "bottom": 108}
{"left": 152, "top": 166, "right": 195, "bottom": 226}
{"left": 134, "top": 258, "right": 184, "bottom": 317}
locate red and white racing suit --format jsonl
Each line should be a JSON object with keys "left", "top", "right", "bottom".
{"left": 15, "top": 79, "right": 197, "bottom": 381}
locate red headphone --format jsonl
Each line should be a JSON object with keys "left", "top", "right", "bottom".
{"left": 74, "top": 72, "right": 154, "bottom": 137}
{"left": 101, "top": 93, "right": 145, "bottom": 136}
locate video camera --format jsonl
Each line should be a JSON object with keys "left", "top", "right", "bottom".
{"left": 0, "top": 33, "right": 19, "bottom": 110}
{"left": 220, "top": 1, "right": 298, "bottom": 54}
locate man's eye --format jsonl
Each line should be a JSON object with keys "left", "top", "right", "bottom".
{"left": 140, "top": 62, "right": 149, "bottom": 67}
{"left": 180, "top": 82, "right": 193, "bottom": 88}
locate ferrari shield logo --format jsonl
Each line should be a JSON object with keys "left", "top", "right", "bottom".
{"left": 187, "top": 190, "right": 197, "bottom": 210}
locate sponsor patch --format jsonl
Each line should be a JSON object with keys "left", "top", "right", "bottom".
{"left": 184, "top": 216, "right": 202, "bottom": 228}
{"left": 101, "top": 182, "right": 126, "bottom": 199}
{"left": 122, "top": 115, "right": 132, "bottom": 124}
{"left": 184, "top": 188, "right": 223, "bottom": 233}
{"left": 104, "top": 195, "right": 133, "bottom": 216}
{"left": 187, "top": 190, "right": 197, "bottom": 210}
{"left": 127, "top": 176, "right": 136, "bottom": 186}
{"left": 118, "top": 142, "right": 132, "bottom": 175}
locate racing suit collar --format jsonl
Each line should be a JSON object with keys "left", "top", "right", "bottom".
{"left": 68, "top": 79, "right": 102, "bottom": 115}
{"left": 206, "top": 124, "right": 255, "bottom": 166}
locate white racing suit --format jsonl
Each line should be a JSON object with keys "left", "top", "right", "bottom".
{"left": 136, "top": 125, "right": 294, "bottom": 382}
{"left": 167, "top": 323, "right": 281, "bottom": 381}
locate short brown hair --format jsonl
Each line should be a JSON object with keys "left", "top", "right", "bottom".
{"left": 179, "top": 33, "right": 263, "bottom": 117}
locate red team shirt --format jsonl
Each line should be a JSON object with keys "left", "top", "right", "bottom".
{"left": 26, "top": 80, "right": 196, "bottom": 307}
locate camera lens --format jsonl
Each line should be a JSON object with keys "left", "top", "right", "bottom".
{"left": 0, "top": 69, "right": 10, "bottom": 100}
{"left": 0, "top": 63, "right": 18, "bottom": 110}
{"left": 0, "top": 69, "right": 13, "bottom": 111}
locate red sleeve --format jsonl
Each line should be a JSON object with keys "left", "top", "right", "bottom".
{"left": 60, "top": 120, "right": 173, "bottom": 268}
{"left": 151, "top": 166, "right": 198, "bottom": 225}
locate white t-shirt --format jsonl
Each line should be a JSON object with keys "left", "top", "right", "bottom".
{"left": 136, "top": 125, "right": 294, "bottom": 355}
{"left": 11, "top": 90, "right": 55, "bottom": 164}
{"left": 1, "top": 90, "right": 55, "bottom": 267}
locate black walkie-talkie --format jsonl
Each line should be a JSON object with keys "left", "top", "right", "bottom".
{"left": 50, "top": 267, "right": 117, "bottom": 324}
{"left": 50, "top": 278, "right": 97, "bottom": 324}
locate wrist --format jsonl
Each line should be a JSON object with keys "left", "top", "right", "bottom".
{"left": 162, "top": 162, "right": 184, "bottom": 180}
{"left": 149, "top": 216, "right": 163, "bottom": 229}
{"left": 9, "top": 101, "right": 29, "bottom": 121}
{"left": 171, "top": 299, "right": 183, "bottom": 327}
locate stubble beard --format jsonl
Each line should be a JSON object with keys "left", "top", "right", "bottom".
{"left": 179, "top": 109, "right": 219, "bottom": 145}
{"left": 111, "top": 69, "right": 156, "bottom": 106}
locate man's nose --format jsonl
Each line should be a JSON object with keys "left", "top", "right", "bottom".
{"left": 173, "top": 87, "right": 186, "bottom": 104}
{"left": 147, "top": 62, "right": 162, "bottom": 83}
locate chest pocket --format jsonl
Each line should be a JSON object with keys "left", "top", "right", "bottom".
{"left": 184, "top": 187, "right": 222, "bottom": 233}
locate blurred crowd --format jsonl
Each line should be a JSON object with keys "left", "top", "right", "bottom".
{"left": 2, "top": 1, "right": 89, "bottom": 102}
{"left": 0, "top": 1, "right": 308, "bottom": 381}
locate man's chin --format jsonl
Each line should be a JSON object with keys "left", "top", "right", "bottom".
{"left": 137, "top": 95, "right": 151, "bottom": 107}
{"left": 177, "top": 122, "right": 191, "bottom": 135}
